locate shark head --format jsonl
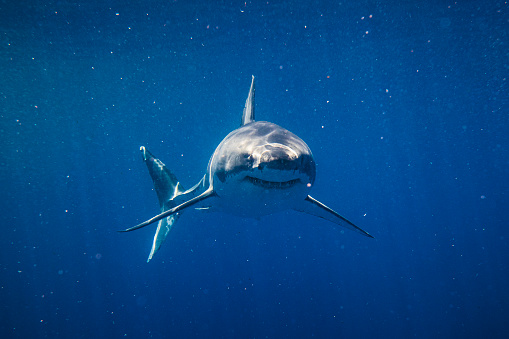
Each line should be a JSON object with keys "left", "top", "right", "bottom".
{"left": 208, "top": 121, "right": 316, "bottom": 216}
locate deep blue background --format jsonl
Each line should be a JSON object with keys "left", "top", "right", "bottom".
{"left": 1, "top": 1, "right": 508, "bottom": 338}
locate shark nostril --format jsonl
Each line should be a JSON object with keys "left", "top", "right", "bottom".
{"left": 260, "top": 151, "right": 271, "bottom": 162}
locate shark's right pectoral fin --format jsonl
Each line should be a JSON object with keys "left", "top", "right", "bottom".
{"left": 119, "top": 187, "right": 217, "bottom": 233}
{"left": 293, "top": 195, "right": 374, "bottom": 238}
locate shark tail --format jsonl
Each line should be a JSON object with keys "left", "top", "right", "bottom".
{"left": 140, "top": 146, "right": 185, "bottom": 262}
{"left": 141, "top": 146, "right": 185, "bottom": 206}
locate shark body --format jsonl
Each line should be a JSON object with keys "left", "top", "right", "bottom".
{"left": 121, "top": 76, "right": 373, "bottom": 262}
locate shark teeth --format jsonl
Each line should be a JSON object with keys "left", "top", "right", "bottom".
{"left": 245, "top": 176, "right": 300, "bottom": 189}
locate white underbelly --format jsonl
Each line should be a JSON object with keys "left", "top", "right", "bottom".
{"left": 214, "top": 178, "right": 308, "bottom": 217}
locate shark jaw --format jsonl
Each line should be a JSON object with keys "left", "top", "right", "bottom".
{"left": 244, "top": 176, "right": 301, "bottom": 189}
{"left": 210, "top": 166, "right": 313, "bottom": 218}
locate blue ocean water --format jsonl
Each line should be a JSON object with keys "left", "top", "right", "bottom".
{"left": 1, "top": 1, "right": 508, "bottom": 338}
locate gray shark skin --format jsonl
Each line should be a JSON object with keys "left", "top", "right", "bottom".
{"left": 120, "top": 76, "right": 373, "bottom": 262}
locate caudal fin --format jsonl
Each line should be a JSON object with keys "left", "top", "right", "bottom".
{"left": 140, "top": 146, "right": 185, "bottom": 262}
{"left": 140, "top": 146, "right": 185, "bottom": 207}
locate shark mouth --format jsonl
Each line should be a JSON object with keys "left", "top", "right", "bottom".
{"left": 245, "top": 176, "right": 301, "bottom": 189}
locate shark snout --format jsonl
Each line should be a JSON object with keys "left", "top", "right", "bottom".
{"left": 252, "top": 143, "right": 299, "bottom": 171}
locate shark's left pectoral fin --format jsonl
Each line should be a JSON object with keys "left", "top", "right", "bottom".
{"left": 293, "top": 195, "right": 374, "bottom": 238}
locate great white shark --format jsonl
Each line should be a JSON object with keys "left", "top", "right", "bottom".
{"left": 120, "top": 76, "right": 373, "bottom": 262}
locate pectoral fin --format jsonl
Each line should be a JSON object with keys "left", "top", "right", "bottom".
{"left": 119, "top": 187, "right": 216, "bottom": 233}
{"left": 294, "top": 195, "right": 374, "bottom": 238}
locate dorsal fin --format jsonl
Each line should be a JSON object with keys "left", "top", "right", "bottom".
{"left": 241, "top": 75, "right": 255, "bottom": 126}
